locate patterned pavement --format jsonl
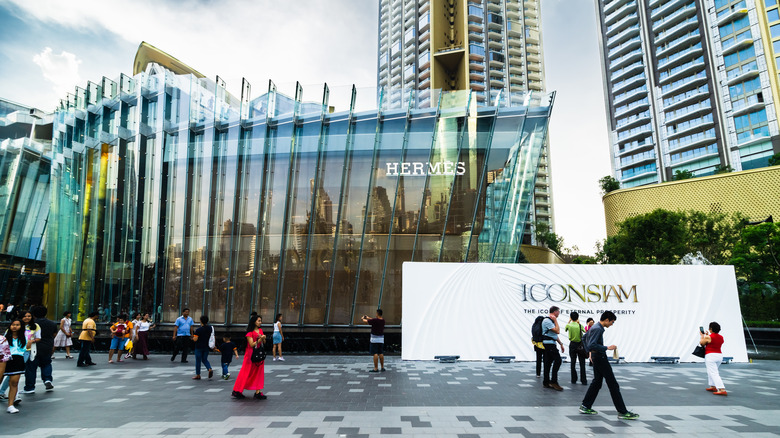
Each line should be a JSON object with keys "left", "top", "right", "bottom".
{"left": 2, "top": 354, "right": 779, "bottom": 437}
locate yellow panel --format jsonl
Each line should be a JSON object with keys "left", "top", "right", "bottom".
{"left": 133, "top": 42, "right": 205, "bottom": 78}
{"left": 521, "top": 244, "right": 566, "bottom": 264}
{"left": 603, "top": 166, "right": 780, "bottom": 236}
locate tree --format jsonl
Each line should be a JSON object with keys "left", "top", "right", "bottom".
{"left": 598, "top": 175, "right": 620, "bottom": 195}
{"left": 713, "top": 164, "right": 733, "bottom": 174}
{"left": 598, "top": 209, "right": 743, "bottom": 265}
{"left": 768, "top": 152, "right": 780, "bottom": 166}
{"left": 729, "top": 221, "right": 780, "bottom": 321}
{"left": 673, "top": 169, "right": 694, "bottom": 181}
{"left": 535, "top": 221, "right": 564, "bottom": 255}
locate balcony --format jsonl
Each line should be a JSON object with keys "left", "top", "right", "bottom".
{"left": 657, "top": 57, "right": 705, "bottom": 85}
{"left": 609, "top": 48, "right": 644, "bottom": 71}
{"left": 651, "top": 0, "right": 693, "bottom": 22}
{"left": 717, "top": 7, "right": 748, "bottom": 26}
{"left": 652, "top": 1, "right": 697, "bottom": 34}
{"left": 610, "top": 60, "right": 645, "bottom": 82}
{"left": 731, "top": 94, "right": 765, "bottom": 116}
{"left": 666, "top": 113, "right": 714, "bottom": 140}
{"left": 617, "top": 136, "right": 654, "bottom": 156}
{"left": 604, "top": 0, "right": 633, "bottom": 16}
{"left": 621, "top": 163, "right": 658, "bottom": 181}
{"left": 721, "top": 30, "right": 753, "bottom": 55}
{"left": 669, "top": 143, "right": 719, "bottom": 166}
{"left": 736, "top": 125, "right": 770, "bottom": 146}
{"left": 668, "top": 128, "right": 716, "bottom": 152}
{"left": 662, "top": 83, "right": 708, "bottom": 111}
{"left": 619, "top": 150, "right": 656, "bottom": 169}
{"left": 605, "top": 1, "right": 637, "bottom": 28}
{"left": 660, "top": 70, "right": 707, "bottom": 97}
{"left": 613, "top": 84, "right": 648, "bottom": 107}
{"left": 606, "top": 13, "right": 638, "bottom": 37}
{"left": 617, "top": 123, "right": 653, "bottom": 143}
{"left": 664, "top": 99, "right": 711, "bottom": 125}
{"left": 656, "top": 29, "right": 700, "bottom": 59}
{"left": 654, "top": 15, "right": 698, "bottom": 46}
{"left": 612, "top": 72, "right": 646, "bottom": 94}
{"left": 608, "top": 25, "right": 640, "bottom": 48}
{"left": 726, "top": 62, "right": 759, "bottom": 85}
{"left": 615, "top": 109, "right": 651, "bottom": 130}
{"left": 608, "top": 36, "right": 642, "bottom": 60}
{"left": 614, "top": 97, "right": 650, "bottom": 119}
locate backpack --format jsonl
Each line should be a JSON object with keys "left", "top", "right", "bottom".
{"left": 531, "top": 316, "right": 546, "bottom": 342}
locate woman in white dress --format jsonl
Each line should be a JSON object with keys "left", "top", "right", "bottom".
{"left": 53, "top": 311, "right": 73, "bottom": 359}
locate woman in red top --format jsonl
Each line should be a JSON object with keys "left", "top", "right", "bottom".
{"left": 700, "top": 321, "right": 726, "bottom": 396}
{"left": 231, "top": 315, "right": 267, "bottom": 400}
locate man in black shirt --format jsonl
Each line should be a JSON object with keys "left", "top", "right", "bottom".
{"left": 579, "top": 311, "right": 638, "bottom": 420}
{"left": 362, "top": 309, "right": 385, "bottom": 372}
{"left": 26, "top": 306, "right": 58, "bottom": 392}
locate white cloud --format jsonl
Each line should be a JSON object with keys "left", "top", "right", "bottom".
{"left": 32, "top": 47, "right": 82, "bottom": 97}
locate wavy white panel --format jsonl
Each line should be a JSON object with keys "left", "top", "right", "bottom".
{"left": 401, "top": 263, "right": 748, "bottom": 362}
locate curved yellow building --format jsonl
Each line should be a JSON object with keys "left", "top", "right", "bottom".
{"left": 603, "top": 166, "right": 780, "bottom": 236}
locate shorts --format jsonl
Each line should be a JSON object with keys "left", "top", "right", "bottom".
{"left": 369, "top": 342, "right": 384, "bottom": 355}
{"left": 3, "top": 355, "right": 25, "bottom": 375}
{"left": 110, "top": 337, "right": 127, "bottom": 350}
{"left": 273, "top": 332, "right": 282, "bottom": 344}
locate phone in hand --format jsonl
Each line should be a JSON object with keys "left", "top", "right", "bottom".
{"left": 699, "top": 326, "right": 705, "bottom": 334}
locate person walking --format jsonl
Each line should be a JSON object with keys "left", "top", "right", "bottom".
{"left": 192, "top": 315, "right": 214, "bottom": 380}
{"left": 26, "top": 306, "right": 57, "bottom": 392}
{"left": 272, "top": 313, "right": 284, "bottom": 361}
{"left": 171, "top": 308, "right": 194, "bottom": 363}
{"left": 579, "top": 311, "right": 639, "bottom": 420}
{"left": 17, "top": 310, "right": 40, "bottom": 395}
{"left": 231, "top": 315, "right": 267, "bottom": 400}
{"left": 542, "top": 306, "right": 565, "bottom": 391}
{"left": 565, "top": 311, "right": 587, "bottom": 385}
{"left": 133, "top": 313, "right": 155, "bottom": 360}
{"left": 218, "top": 335, "right": 238, "bottom": 379}
{"left": 362, "top": 309, "right": 385, "bottom": 372}
{"left": 3, "top": 319, "right": 27, "bottom": 413}
{"left": 53, "top": 311, "right": 74, "bottom": 359}
{"left": 701, "top": 321, "right": 727, "bottom": 396}
{"left": 77, "top": 311, "right": 98, "bottom": 367}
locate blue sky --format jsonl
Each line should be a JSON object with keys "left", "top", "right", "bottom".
{"left": 0, "top": 0, "right": 611, "bottom": 254}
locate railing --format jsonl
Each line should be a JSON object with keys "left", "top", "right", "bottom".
{"left": 663, "top": 83, "right": 708, "bottom": 108}
{"left": 667, "top": 113, "right": 713, "bottom": 136}
{"left": 658, "top": 56, "right": 704, "bottom": 82}
{"left": 616, "top": 110, "right": 651, "bottom": 129}
{"left": 664, "top": 98, "right": 711, "bottom": 122}
{"left": 657, "top": 42, "right": 702, "bottom": 69}
{"left": 661, "top": 70, "right": 707, "bottom": 95}
{"left": 614, "top": 85, "right": 648, "bottom": 105}
{"left": 668, "top": 128, "right": 716, "bottom": 151}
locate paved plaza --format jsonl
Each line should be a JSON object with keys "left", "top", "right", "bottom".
{"left": 2, "top": 354, "right": 779, "bottom": 437}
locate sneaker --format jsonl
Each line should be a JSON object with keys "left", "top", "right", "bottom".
{"left": 549, "top": 383, "right": 564, "bottom": 391}
{"left": 7, "top": 406, "right": 19, "bottom": 414}
{"left": 181, "top": 360, "right": 189, "bottom": 364}
{"left": 13, "top": 397, "right": 21, "bottom": 406}
{"left": 618, "top": 411, "right": 640, "bottom": 420}
{"left": 278, "top": 357, "right": 285, "bottom": 361}
{"left": 231, "top": 391, "right": 245, "bottom": 399}
{"left": 222, "top": 374, "right": 227, "bottom": 380}
{"left": 273, "top": 357, "right": 277, "bottom": 361}
{"left": 44, "top": 381, "right": 54, "bottom": 391}
{"left": 579, "top": 405, "right": 598, "bottom": 415}
{"left": 226, "top": 373, "right": 230, "bottom": 379}
{"left": 381, "top": 367, "right": 386, "bottom": 372}
{"left": 18, "top": 389, "right": 34, "bottom": 395}
{"left": 713, "top": 390, "right": 728, "bottom": 396}
{"left": 108, "top": 360, "right": 114, "bottom": 364}
{"left": 253, "top": 392, "right": 267, "bottom": 400}
{"left": 369, "top": 369, "right": 379, "bottom": 373}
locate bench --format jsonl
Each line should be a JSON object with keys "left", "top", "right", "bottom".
{"left": 434, "top": 355, "right": 460, "bottom": 363}
{"left": 722, "top": 356, "right": 733, "bottom": 364}
{"left": 608, "top": 357, "right": 625, "bottom": 364}
{"left": 650, "top": 356, "right": 680, "bottom": 364}
{"left": 488, "top": 356, "right": 515, "bottom": 363}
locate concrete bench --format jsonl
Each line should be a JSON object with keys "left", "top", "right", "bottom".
{"left": 608, "top": 356, "right": 625, "bottom": 364}
{"left": 488, "top": 356, "right": 515, "bottom": 363}
{"left": 722, "top": 356, "right": 733, "bottom": 364}
{"left": 434, "top": 355, "right": 460, "bottom": 363}
{"left": 650, "top": 356, "right": 679, "bottom": 364}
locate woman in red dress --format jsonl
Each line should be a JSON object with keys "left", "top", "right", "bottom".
{"left": 231, "top": 315, "right": 267, "bottom": 400}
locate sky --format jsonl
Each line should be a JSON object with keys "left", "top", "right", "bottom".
{"left": 0, "top": 0, "right": 612, "bottom": 255}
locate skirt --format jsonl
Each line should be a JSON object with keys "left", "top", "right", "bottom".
{"left": 54, "top": 331, "right": 73, "bottom": 347}
{"left": 232, "top": 349, "right": 265, "bottom": 392}
{"left": 3, "top": 355, "right": 25, "bottom": 375}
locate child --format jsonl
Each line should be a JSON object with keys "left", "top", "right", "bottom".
{"left": 217, "top": 336, "right": 238, "bottom": 380}
{"left": 3, "top": 319, "right": 28, "bottom": 413}
{"left": 108, "top": 315, "right": 128, "bottom": 364}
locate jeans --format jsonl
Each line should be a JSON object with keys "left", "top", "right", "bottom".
{"left": 77, "top": 340, "right": 93, "bottom": 366}
{"left": 570, "top": 341, "right": 587, "bottom": 383}
{"left": 172, "top": 336, "right": 191, "bottom": 361}
{"left": 542, "top": 343, "right": 561, "bottom": 385}
{"left": 24, "top": 353, "right": 53, "bottom": 391}
{"left": 0, "top": 375, "right": 8, "bottom": 395}
{"left": 222, "top": 363, "right": 230, "bottom": 376}
{"left": 582, "top": 353, "right": 627, "bottom": 414}
{"left": 194, "top": 348, "right": 211, "bottom": 376}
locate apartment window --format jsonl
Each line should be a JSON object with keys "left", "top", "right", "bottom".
{"left": 734, "top": 108, "right": 767, "bottom": 135}
{"left": 774, "top": 39, "right": 780, "bottom": 54}
{"left": 468, "top": 5, "right": 483, "bottom": 16}
{"left": 729, "top": 76, "right": 761, "bottom": 99}
{"left": 724, "top": 45, "right": 755, "bottom": 67}
{"left": 719, "top": 15, "right": 750, "bottom": 38}
{"left": 769, "top": 9, "right": 780, "bottom": 23}
{"left": 772, "top": 23, "right": 780, "bottom": 38}
{"left": 769, "top": 0, "right": 778, "bottom": 7}
{"left": 469, "top": 44, "right": 485, "bottom": 56}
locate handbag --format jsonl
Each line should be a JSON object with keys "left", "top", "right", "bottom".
{"left": 693, "top": 344, "right": 706, "bottom": 358}
{"left": 208, "top": 326, "right": 216, "bottom": 350}
{"left": 0, "top": 336, "right": 11, "bottom": 363}
{"left": 251, "top": 344, "right": 266, "bottom": 364}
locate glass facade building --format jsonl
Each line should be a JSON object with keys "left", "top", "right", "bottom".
{"left": 6, "top": 64, "right": 554, "bottom": 326}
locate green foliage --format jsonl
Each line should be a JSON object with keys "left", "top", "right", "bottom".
{"left": 598, "top": 209, "right": 743, "bottom": 265}
{"left": 535, "top": 221, "right": 564, "bottom": 255}
{"left": 571, "top": 255, "right": 597, "bottom": 264}
{"left": 673, "top": 169, "right": 694, "bottom": 181}
{"left": 713, "top": 164, "right": 733, "bottom": 174}
{"left": 769, "top": 152, "right": 780, "bottom": 166}
{"left": 598, "top": 175, "right": 620, "bottom": 195}
{"left": 744, "top": 320, "right": 780, "bottom": 328}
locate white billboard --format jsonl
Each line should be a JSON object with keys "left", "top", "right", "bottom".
{"left": 401, "top": 263, "right": 748, "bottom": 362}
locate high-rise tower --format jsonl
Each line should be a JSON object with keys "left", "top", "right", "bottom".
{"left": 377, "top": 0, "right": 554, "bottom": 243}
{"left": 595, "top": 0, "right": 780, "bottom": 188}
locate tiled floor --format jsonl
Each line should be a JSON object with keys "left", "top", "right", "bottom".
{"left": 2, "top": 354, "right": 779, "bottom": 437}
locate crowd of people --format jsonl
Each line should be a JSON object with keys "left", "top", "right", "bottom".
{"left": 1, "top": 302, "right": 726, "bottom": 417}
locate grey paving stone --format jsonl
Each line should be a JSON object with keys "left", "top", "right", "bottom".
{"left": 380, "top": 427, "right": 403, "bottom": 434}
{"left": 226, "top": 428, "right": 254, "bottom": 435}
